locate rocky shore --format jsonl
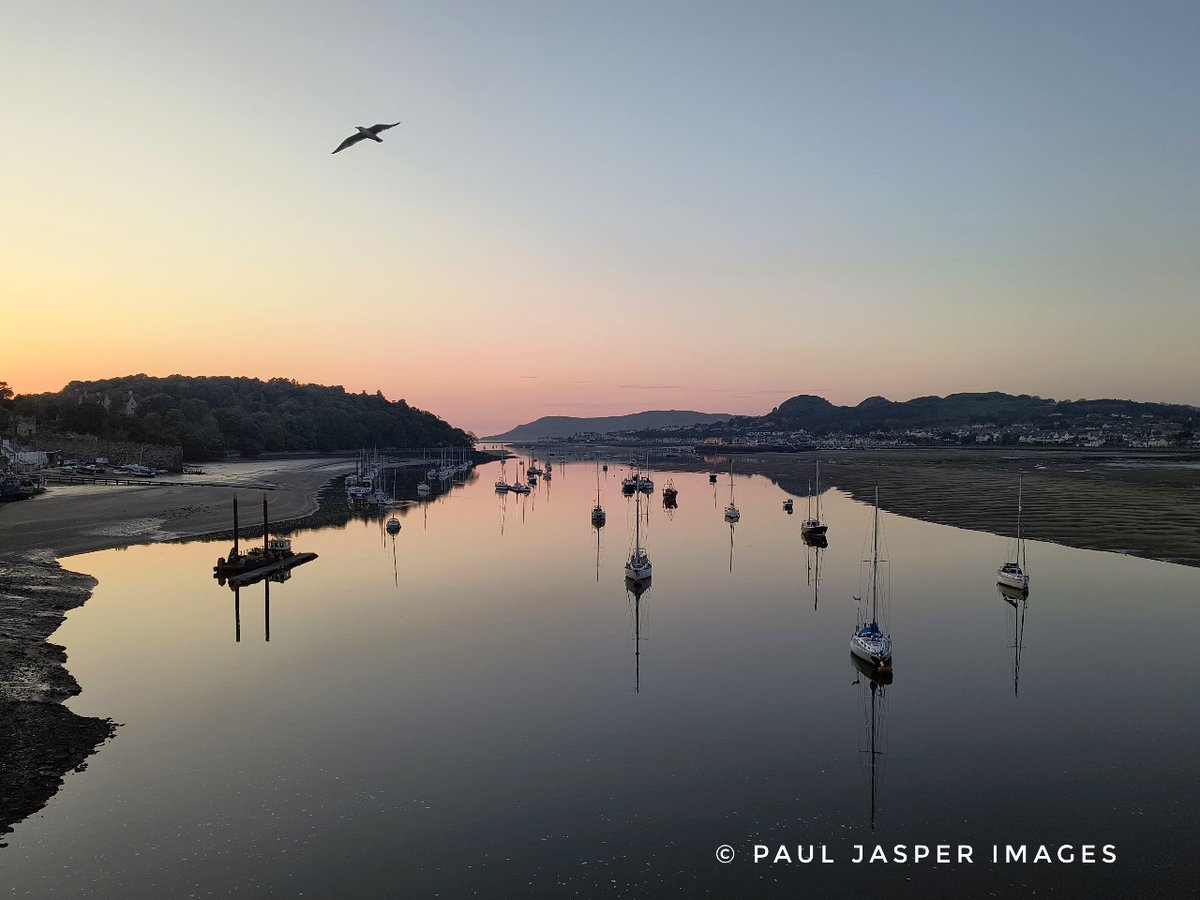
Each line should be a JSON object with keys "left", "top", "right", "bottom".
{"left": 0, "top": 553, "right": 118, "bottom": 846}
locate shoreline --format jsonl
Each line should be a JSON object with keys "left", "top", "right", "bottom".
{"left": 0, "top": 457, "right": 356, "bottom": 561}
{"left": 0, "top": 458, "right": 355, "bottom": 846}
{"left": 647, "top": 447, "right": 1200, "bottom": 568}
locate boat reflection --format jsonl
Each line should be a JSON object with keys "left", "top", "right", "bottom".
{"left": 593, "top": 519, "right": 604, "bottom": 583}
{"left": 805, "top": 536, "right": 824, "bottom": 610}
{"left": 625, "top": 575, "right": 651, "bottom": 694}
{"left": 998, "top": 583, "right": 1030, "bottom": 697}
{"left": 851, "top": 653, "right": 891, "bottom": 831}
{"left": 222, "top": 565, "right": 300, "bottom": 644}
{"left": 802, "top": 532, "right": 828, "bottom": 550}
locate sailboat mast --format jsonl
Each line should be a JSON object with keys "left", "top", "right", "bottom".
{"left": 634, "top": 488, "right": 641, "bottom": 553}
{"left": 1017, "top": 474, "right": 1025, "bottom": 570}
{"left": 816, "top": 459, "right": 821, "bottom": 521}
{"left": 872, "top": 483, "right": 880, "bottom": 623}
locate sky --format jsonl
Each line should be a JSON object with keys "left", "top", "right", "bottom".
{"left": 4, "top": 1, "right": 1198, "bottom": 436}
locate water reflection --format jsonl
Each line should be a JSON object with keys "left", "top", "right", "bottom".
{"left": 593, "top": 520, "right": 604, "bottom": 583}
{"left": 11, "top": 460, "right": 1200, "bottom": 897}
{"left": 851, "top": 653, "right": 891, "bottom": 832}
{"left": 625, "top": 575, "right": 651, "bottom": 694}
{"left": 224, "top": 565, "right": 301, "bottom": 643}
{"left": 998, "top": 583, "right": 1030, "bottom": 697}
{"left": 805, "top": 535, "right": 825, "bottom": 610}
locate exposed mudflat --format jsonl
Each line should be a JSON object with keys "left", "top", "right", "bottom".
{"left": 666, "top": 448, "right": 1200, "bottom": 567}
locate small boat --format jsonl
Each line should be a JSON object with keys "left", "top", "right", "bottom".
{"left": 511, "top": 481, "right": 531, "bottom": 494}
{"left": 708, "top": 471, "right": 718, "bottom": 484}
{"left": 801, "top": 458, "right": 828, "bottom": 538}
{"left": 662, "top": 480, "right": 678, "bottom": 507}
{"left": 416, "top": 481, "right": 431, "bottom": 496}
{"left": 386, "top": 516, "right": 401, "bottom": 535}
{"left": 997, "top": 475, "right": 1030, "bottom": 592}
{"left": 625, "top": 488, "right": 652, "bottom": 582}
{"left": 783, "top": 498, "right": 794, "bottom": 513}
{"left": 850, "top": 484, "right": 892, "bottom": 672}
{"left": 724, "top": 461, "right": 740, "bottom": 522}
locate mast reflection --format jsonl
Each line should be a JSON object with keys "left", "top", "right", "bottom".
{"left": 625, "top": 575, "right": 651, "bottom": 694}
{"left": 804, "top": 533, "right": 826, "bottom": 610}
{"left": 851, "top": 653, "right": 891, "bottom": 831}
{"left": 222, "top": 565, "right": 298, "bottom": 643}
{"left": 998, "top": 583, "right": 1030, "bottom": 697}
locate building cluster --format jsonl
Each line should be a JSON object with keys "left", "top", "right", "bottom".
{"left": 535, "top": 412, "right": 1196, "bottom": 452}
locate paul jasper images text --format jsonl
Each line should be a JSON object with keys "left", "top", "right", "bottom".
{"left": 750, "top": 844, "right": 1118, "bottom": 864}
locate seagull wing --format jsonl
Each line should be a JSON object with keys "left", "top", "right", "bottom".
{"left": 331, "top": 132, "right": 366, "bottom": 154}
{"left": 367, "top": 122, "right": 401, "bottom": 135}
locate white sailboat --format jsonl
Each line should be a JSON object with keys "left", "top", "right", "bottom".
{"left": 724, "top": 460, "right": 740, "bottom": 521}
{"left": 850, "top": 484, "right": 892, "bottom": 672}
{"left": 495, "top": 457, "right": 510, "bottom": 492}
{"left": 801, "top": 458, "right": 828, "bottom": 538}
{"left": 997, "top": 475, "right": 1030, "bottom": 591}
{"left": 625, "top": 486, "right": 652, "bottom": 582}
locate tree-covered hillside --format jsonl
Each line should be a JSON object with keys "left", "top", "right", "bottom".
{"left": 745, "top": 391, "right": 1196, "bottom": 434}
{"left": 7, "top": 375, "right": 472, "bottom": 459}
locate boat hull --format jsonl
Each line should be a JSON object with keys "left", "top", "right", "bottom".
{"left": 997, "top": 570, "right": 1030, "bottom": 591}
{"left": 850, "top": 632, "right": 892, "bottom": 669}
{"left": 801, "top": 521, "right": 827, "bottom": 536}
{"left": 625, "top": 559, "right": 652, "bottom": 582}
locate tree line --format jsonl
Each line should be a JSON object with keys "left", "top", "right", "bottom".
{"left": 1, "top": 375, "right": 473, "bottom": 460}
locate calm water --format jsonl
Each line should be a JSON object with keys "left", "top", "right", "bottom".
{"left": 5, "top": 460, "right": 1200, "bottom": 897}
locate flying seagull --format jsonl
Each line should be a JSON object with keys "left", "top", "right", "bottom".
{"left": 331, "top": 122, "right": 401, "bottom": 154}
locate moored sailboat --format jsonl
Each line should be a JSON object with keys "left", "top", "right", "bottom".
{"left": 850, "top": 484, "right": 892, "bottom": 672}
{"left": 591, "top": 461, "right": 606, "bottom": 527}
{"left": 997, "top": 475, "right": 1030, "bottom": 592}
{"left": 723, "top": 460, "right": 740, "bottom": 521}
{"left": 801, "top": 458, "right": 828, "bottom": 538}
{"left": 625, "top": 486, "right": 652, "bottom": 582}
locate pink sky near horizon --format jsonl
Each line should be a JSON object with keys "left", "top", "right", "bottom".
{"left": 4, "top": 3, "right": 1198, "bottom": 437}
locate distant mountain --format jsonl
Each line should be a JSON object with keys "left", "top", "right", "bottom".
{"left": 486, "top": 410, "right": 732, "bottom": 441}
{"left": 740, "top": 391, "right": 1197, "bottom": 433}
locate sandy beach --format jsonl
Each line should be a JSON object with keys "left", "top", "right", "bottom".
{"left": 0, "top": 457, "right": 355, "bottom": 559}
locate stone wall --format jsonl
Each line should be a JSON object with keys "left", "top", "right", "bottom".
{"left": 7, "top": 435, "right": 183, "bottom": 472}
